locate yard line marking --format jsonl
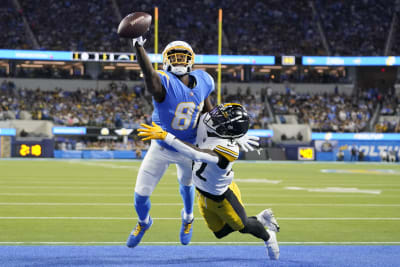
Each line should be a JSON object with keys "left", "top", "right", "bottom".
{"left": 0, "top": 186, "right": 134, "bottom": 190}
{"left": 0, "top": 202, "right": 132, "bottom": 206}
{"left": 2, "top": 185, "right": 400, "bottom": 193}
{"left": 285, "top": 184, "right": 400, "bottom": 187}
{"left": 67, "top": 161, "right": 139, "bottom": 170}
{"left": 0, "top": 193, "right": 394, "bottom": 197}
{"left": 235, "top": 178, "right": 282, "bottom": 184}
{"left": 1, "top": 202, "right": 400, "bottom": 207}
{"left": 0, "top": 241, "right": 400, "bottom": 245}
{"left": 321, "top": 169, "right": 400, "bottom": 175}
{"left": 285, "top": 186, "right": 381, "bottom": 194}
{"left": 0, "top": 217, "right": 399, "bottom": 220}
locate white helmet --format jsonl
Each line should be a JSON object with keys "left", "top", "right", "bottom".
{"left": 162, "top": 41, "right": 195, "bottom": 76}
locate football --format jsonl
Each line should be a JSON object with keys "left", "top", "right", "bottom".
{"left": 117, "top": 12, "right": 152, "bottom": 38}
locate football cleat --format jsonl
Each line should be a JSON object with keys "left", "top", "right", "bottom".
{"left": 180, "top": 209, "right": 194, "bottom": 245}
{"left": 265, "top": 229, "right": 280, "bottom": 260}
{"left": 257, "top": 208, "right": 280, "bottom": 232}
{"left": 126, "top": 217, "right": 153, "bottom": 248}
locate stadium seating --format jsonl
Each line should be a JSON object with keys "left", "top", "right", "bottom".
{"left": 268, "top": 91, "right": 376, "bottom": 132}
{"left": 315, "top": 0, "right": 394, "bottom": 56}
{"left": 0, "top": 0, "right": 33, "bottom": 50}
{"left": 1, "top": 0, "right": 397, "bottom": 55}
{"left": 0, "top": 81, "right": 153, "bottom": 128}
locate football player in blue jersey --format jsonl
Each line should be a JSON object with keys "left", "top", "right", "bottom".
{"left": 126, "top": 36, "right": 259, "bottom": 248}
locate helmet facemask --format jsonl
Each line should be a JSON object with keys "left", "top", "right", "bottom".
{"left": 204, "top": 103, "right": 250, "bottom": 139}
{"left": 162, "top": 41, "right": 195, "bottom": 76}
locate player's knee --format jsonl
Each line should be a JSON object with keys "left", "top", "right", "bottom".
{"left": 178, "top": 176, "right": 192, "bottom": 187}
{"left": 238, "top": 226, "right": 248, "bottom": 234}
{"left": 238, "top": 219, "right": 250, "bottom": 233}
{"left": 135, "top": 183, "right": 154, "bottom": 196}
{"left": 214, "top": 224, "right": 235, "bottom": 239}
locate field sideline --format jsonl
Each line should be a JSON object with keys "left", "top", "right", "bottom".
{"left": 1, "top": 159, "right": 400, "bottom": 244}
{"left": 1, "top": 159, "right": 400, "bottom": 266}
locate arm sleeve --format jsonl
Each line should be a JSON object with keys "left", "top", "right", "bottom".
{"left": 164, "top": 133, "right": 219, "bottom": 164}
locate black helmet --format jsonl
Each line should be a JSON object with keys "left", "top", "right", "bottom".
{"left": 204, "top": 103, "right": 250, "bottom": 139}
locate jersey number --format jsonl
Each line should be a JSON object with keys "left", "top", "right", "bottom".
{"left": 171, "top": 102, "right": 204, "bottom": 130}
{"left": 195, "top": 162, "right": 207, "bottom": 181}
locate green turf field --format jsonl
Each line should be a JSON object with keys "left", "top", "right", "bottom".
{"left": 0, "top": 160, "right": 399, "bottom": 245}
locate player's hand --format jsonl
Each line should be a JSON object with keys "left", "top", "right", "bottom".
{"left": 237, "top": 135, "right": 260, "bottom": 152}
{"left": 138, "top": 122, "right": 167, "bottom": 141}
{"left": 132, "top": 36, "right": 146, "bottom": 47}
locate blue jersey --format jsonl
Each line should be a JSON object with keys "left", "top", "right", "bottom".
{"left": 152, "top": 69, "right": 214, "bottom": 151}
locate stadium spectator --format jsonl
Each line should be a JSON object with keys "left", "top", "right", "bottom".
{"left": 2, "top": 0, "right": 398, "bottom": 56}
{"left": 269, "top": 91, "right": 373, "bottom": 132}
{"left": 0, "top": 85, "right": 153, "bottom": 128}
{"left": 0, "top": 1, "right": 33, "bottom": 50}
{"left": 2, "top": 0, "right": 324, "bottom": 55}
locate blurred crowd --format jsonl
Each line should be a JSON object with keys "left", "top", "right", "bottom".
{"left": 269, "top": 89, "right": 375, "bottom": 132}
{"left": 1, "top": 0, "right": 399, "bottom": 55}
{"left": 315, "top": 0, "right": 394, "bottom": 56}
{"left": 0, "top": 80, "right": 153, "bottom": 129}
{"left": 1, "top": 80, "right": 399, "bottom": 133}
{"left": 19, "top": 0, "right": 126, "bottom": 52}
{"left": 221, "top": 86, "right": 271, "bottom": 129}
{"left": 375, "top": 88, "right": 400, "bottom": 133}
{"left": 0, "top": 80, "right": 271, "bottom": 130}
{"left": 0, "top": 0, "right": 33, "bottom": 50}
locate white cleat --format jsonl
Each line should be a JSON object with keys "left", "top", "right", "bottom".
{"left": 265, "top": 229, "right": 280, "bottom": 260}
{"left": 257, "top": 208, "right": 280, "bottom": 232}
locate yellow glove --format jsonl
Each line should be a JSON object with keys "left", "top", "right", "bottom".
{"left": 137, "top": 122, "right": 168, "bottom": 141}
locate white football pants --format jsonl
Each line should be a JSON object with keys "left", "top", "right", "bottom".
{"left": 134, "top": 140, "right": 193, "bottom": 196}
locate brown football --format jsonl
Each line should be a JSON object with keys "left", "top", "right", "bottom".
{"left": 117, "top": 12, "right": 152, "bottom": 38}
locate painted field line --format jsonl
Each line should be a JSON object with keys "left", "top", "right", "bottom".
{"left": 2, "top": 180, "right": 400, "bottom": 188}
{"left": 285, "top": 186, "right": 381, "bottom": 195}
{"left": 235, "top": 178, "right": 281, "bottom": 184}
{"left": 1, "top": 241, "right": 400, "bottom": 245}
{"left": 1, "top": 202, "right": 400, "bottom": 207}
{"left": 0, "top": 186, "right": 290, "bottom": 190}
{"left": 0, "top": 186, "right": 134, "bottom": 190}
{"left": 0, "top": 182, "right": 135, "bottom": 185}
{"left": 0, "top": 217, "right": 400, "bottom": 221}
{"left": 67, "top": 161, "right": 139, "bottom": 170}
{"left": 1, "top": 193, "right": 394, "bottom": 197}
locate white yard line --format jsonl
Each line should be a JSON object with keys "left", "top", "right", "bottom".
{"left": 0, "top": 241, "right": 399, "bottom": 245}
{"left": 2, "top": 180, "right": 400, "bottom": 187}
{"left": 0, "top": 202, "right": 400, "bottom": 207}
{"left": 0, "top": 192, "right": 392, "bottom": 197}
{"left": 0, "top": 217, "right": 399, "bottom": 220}
{"left": 67, "top": 161, "right": 139, "bottom": 170}
{"left": 0, "top": 186, "right": 134, "bottom": 190}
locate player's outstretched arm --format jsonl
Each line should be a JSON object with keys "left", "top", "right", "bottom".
{"left": 138, "top": 122, "right": 219, "bottom": 164}
{"left": 133, "top": 38, "right": 165, "bottom": 102}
